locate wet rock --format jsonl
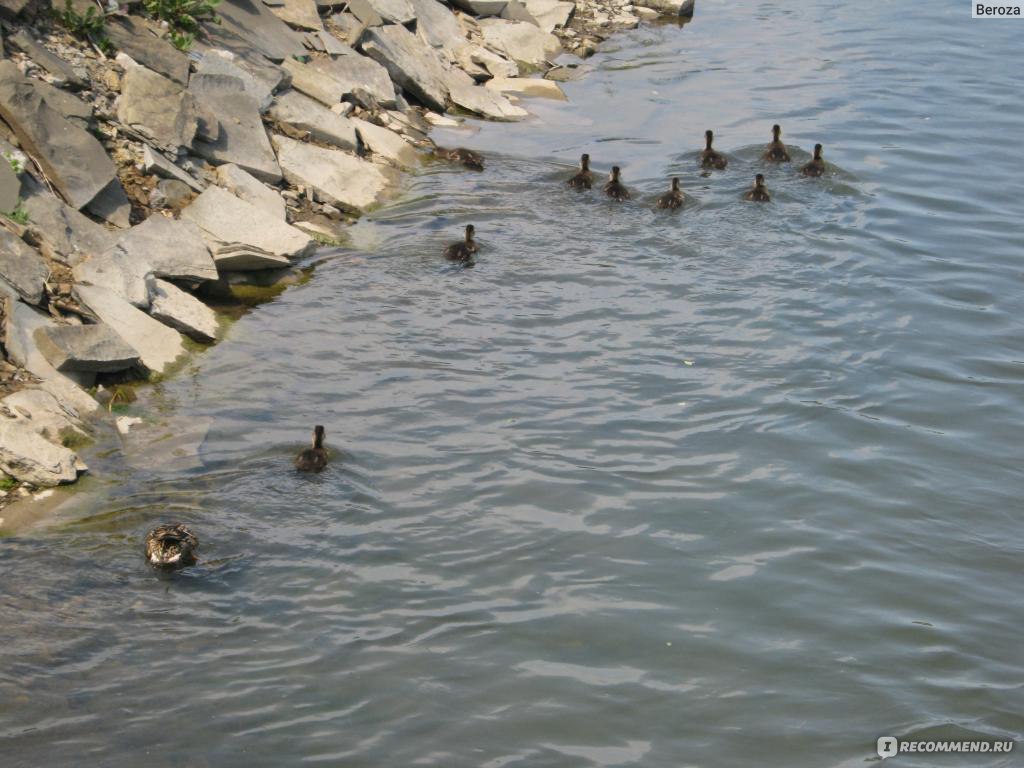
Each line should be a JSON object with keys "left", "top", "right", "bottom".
{"left": 20, "top": 182, "right": 113, "bottom": 266}
{"left": 0, "top": 61, "right": 117, "bottom": 211}
{"left": 148, "top": 278, "right": 219, "bottom": 343}
{"left": 0, "top": 158, "right": 19, "bottom": 213}
{"left": 0, "top": 417, "right": 81, "bottom": 486}
{"left": 141, "top": 145, "right": 205, "bottom": 193}
{"left": 34, "top": 323, "right": 141, "bottom": 373}
{"left": 82, "top": 179, "right": 132, "bottom": 229}
{"left": 485, "top": 75, "right": 566, "bottom": 99}
{"left": 364, "top": 0, "right": 416, "bottom": 24}
{"left": 352, "top": 117, "right": 419, "bottom": 168}
{"left": 272, "top": 134, "right": 397, "bottom": 212}
{"left": 216, "top": 163, "right": 287, "bottom": 220}
{"left": 75, "top": 285, "right": 186, "bottom": 375}
{"left": 118, "top": 65, "right": 198, "bottom": 151}
{"left": 479, "top": 19, "right": 561, "bottom": 69}
{"left": 522, "top": 0, "right": 574, "bottom": 31}
{"left": 268, "top": 0, "right": 324, "bottom": 30}
{"left": 268, "top": 90, "right": 358, "bottom": 152}
{"left": 195, "top": 50, "right": 275, "bottom": 112}
{"left": 105, "top": 15, "right": 191, "bottom": 85}
{"left": 183, "top": 185, "right": 315, "bottom": 260}
{"left": 2, "top": 388, "right": 89, "bottom": 445}
{"left": 203, "top": 0, "right": 309, "bottom": 62}
{"left": 7, "top": 31, "right": 86, "bottom": 89}
{"left": 309, "top": 54, "right": 397, "bottom": 109}
{"left": 362, "top": 24, "right": 450, "bottom": 112}
{"left": 0, "top": 230, "right": 47, "bottom": 304}
{"left": 189, "top": 73, "right": 282, "bottom": 183}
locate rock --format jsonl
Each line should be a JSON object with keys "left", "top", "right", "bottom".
{"left": 189, "top": 73, "right": 282, "bottom": 183}
{"left": 33, "top": 80, "right": 93, "bottom": 127}
{"left": 141, "top": 145, "right": 205, "bottom": 193}
{"left": 345, "top": 0, "right": 384, "bottom": 26}
{"left": 479, "top": 19, "right": 561, "bottom": 69}
{"left": 0, "top": 418, "right": 81, "bottom": 486}
{"left": 105, "top": 15, "right": 191, "bottom": 85}
{"left": 0, "top": 61, "right": 117, "bottom": 211}
{"left": 0, "top": 229, "right": 47, "bottom": 304}
{"left": 463, "top": 44, "right": 519, "bottom": 79}
{"left": 308, "top": 54, "right": 397, "bottom": 109}
{"left": 521, "top": 0, "right": 574, "bottom": 31}
{"left": 0, "top": 0, "right": 30, "bottom": 18}
{"left": 108, "top": 215, "right": 218, "bottom": 284}
{"left": 332, "top": 102, "right": 354, "bottom": 117}
{"left": 72, "top": 247, "right": 150, "bottom": 308}
{"left": 182, "top": 185, "right": 315, "bottom": 260}
{"left": 364, "top": 0, "right": 415, "bottom": 24}
{"left": 20, "top": 182, "right": 114, "bottom": 265}
{"left": 499, "top": 0, "right": 538, "bottom": 24}
{"left": 312, "top": 29, "right": 351, "bottom": 55}
{"left": 351, "top": 117, "right": 418, "bottom": 168}
{"left": 195, "top": 49, "right": 275, "bottom": 112}
{"left": 3, "top": 298, "right": 100, "bottom": 415}
{"left": 268, "top": 90, "right": 358, "bottom": 152}
{"left": 424, "top": 111, "right": 460, "bottom": 127}
{"left": 447, "top": 68, "right": 529, "bottom": 119}
{"left": 83, "top": 179, "right": 132, "bottom": 229}
{"left": 2, "top": 389, "right": 89, "bottom": 444}
{"left": 117, "top": 65, "right": 198, "bottom": 150}
{"left": 272, "top": 134, "right": 397, "bottom": 212}
{"left": 209, "top": 242, "right": 292, "bottom": 271}
{"left": 203, "top": 0, "right": 309, "bottom": 62}
{"left": 151, "top": 179, "right": 193, "bottom": 209}
{"left": 485, "top": 75, "right": 566, "bottom": 99}
{"left": 281, "top": 57, "right": 344, "bottom": 106}
{"left": 148, "top": 278, "right": 219, "bottom": 343}
{"left": 362, "top": 24, "right": 450, "bottom": 112}
{"left": 216, "top": 163, "right": 287, "bottom": 220}
{"left": 409, "top": 0, "right": 467, "bottom": 59}
{"left": 116, "top": 415, "right": 143, "bottom": 435}
{"left": 450, "top": 0, "right": 508, "bottom": 16}
{"left": 268, "top": 0, "right": 324, "bottom": 30}
{"left": 75, "top": 285, "right": 185, "bottom": 375}
{"left": 633, "top": 6, "right": 659, "bottom": 20}
{"left": 34, "top": 323, "right": 141, "bottom": 373}
{"left": 7, "top": 31, "right": 86, "bottom": 89}
{"left": 0, "top": 157, "right": 20, "bottom": 214}
{"left": 636, "top": 0, "right": 694, "bottom": 15}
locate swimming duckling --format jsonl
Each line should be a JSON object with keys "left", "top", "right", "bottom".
{"left": 801, "top": 143, "right": 826, "bottom": 177}
{"left": 700, "top": 130, "right": 728, "bottom": 170}
{"left": 433, "top": 146, "right": 484, "bottom": 170}
{"left": 567, "top": 153, "right": 593, "bottom": 189}
{"left": 444, "top": 224, "right": 478, "bottom": 263}
{"left": 295, "top": 425, "right": 328, "bottom": 472}
{"left": 762, "top": 124, "right": 791, "bottom": 162}
{"left": 604, "top": 166, "right": 630, "bottom": 201}
{"left": 656, "top": 177, "right": 685, "bottom": 210}
{"left": 145, "top": 523, "right": 198, "bottom": 568}
{"left": 743, "top": 173, "right": 771, "bottom": 202}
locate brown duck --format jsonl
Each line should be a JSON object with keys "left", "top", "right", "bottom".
{"left": 145, "top": 523, "right": 199, "bottom": 568}
{"left": 762, "top": 124, "right": 791, "bottom": 162}
{"left": 444, "top": 224, "right": 478, "bottom": 263}
{"left": 604, "top": 166, "right": 630, "bottom": 201}
{"left": 700, "top": 130, "right": 728, "bottom": 170}
{"left": 801, "top": 143, "right": 826, "bottom": 177}
{"left": 434, "top": 147, "right": 484, "bottom": 170}
{"left": 743, "top": 173, "right": 771, "bottom": 202}
{"left": 656, "top": 177, "right": 685, "bottom": 210}
{"left": 295, "top": 425, "right": 329, "bottom": 472}
{"left": 567, "top": 153, "right": 593, "bottom": 189}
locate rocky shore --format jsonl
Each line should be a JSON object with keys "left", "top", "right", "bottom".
{"left": 0, "top": 0, "right": 692, "bottom": 511}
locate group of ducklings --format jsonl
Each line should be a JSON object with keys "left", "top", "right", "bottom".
{"left": 443, "top": 125, "right": 829, "bottom": 262}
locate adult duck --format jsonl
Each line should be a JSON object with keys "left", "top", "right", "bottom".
{"left": 434, "top": 146, "right": 484, "bottom": 170}
{"left": 762, "top": 124, "right": 791, "bottom": 162}
{"left": 145, "top": 523, "right": 199, "bottom": 568}
{"left": 444, "top": 224, "right": 478, "bottom": 264}
{"left": 567, "top": 153, "right": 593, "bottom": 189}
{"left": 604, "top": 166, "right": 630, "bottom": 201}
{"left": 743, "top": 173, "right": 771, "bottom": 202}
{"left": 801, "top": 143, "right": 826, "bottom": 177}
{"left": 295, "top": 425, "right": 329, "bottom": 472}
{"left": 700, "top": 130, "right": 728, "bottom": 170}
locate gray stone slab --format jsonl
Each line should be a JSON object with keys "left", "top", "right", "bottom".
{"left": 267, "top": 89, "right": 358, "bottom": 152}
{"left": 479, "top": 18, "right": 561, "bottom": 68}
{"left": 2, "top": 388, "right": 89, "bottom": 445}
{"left": 268, "top": 0, "right": 324, "bottom": 29}
{"left": 34, "top": 323, "right": 141, "bottom": 373}
{"left": 118, "top": 65, "right": 198, "bottom": 150}
{"left": 362, "top": 24, "right": 449, "bottom": 112}
{"left": 0, "top": 417, "right": 81, "bottom": 486}
{"left": 33, "top": 80, "right": 93, "bottom": 127}
{"left": 148, "top": 278, "right": 219, "bottom": 342}
{"left": 108, "top": 215, "right": 219, "bottom": 284}
{"left": 309, "top": 53, "right": 396, "bottom": 108}
{"left": 0, "top": 230, "right": 47, "bottom": 304}
{"left": 195, "top": 50, "right": 275, "bottom": 111}
{"left": 105, "top": 15, "right": 191, "bottom": 85}
{"left": 364, "top": 0, "right": 415, "bottom": 24}
{"left": 351, "top": 117, "right": 419, "bottom": 168}
{"left": 281, "top": 57, "right": 343, "bottom": 106}
{"left": 0, "top": 157, "right": 19, "bottom": 213}
{"left": 216, "top": 163, "right": 287, "bottom": 220}
{"left": 20, "top": 181, "right": 114, "bottom": 265}
{"left": 409, "top": 0, "right": 467, "bottom": 57}
{"left": 8, "top": 31, "right": 86, "bottom": 88}
{"left": 141, "top": 145, "right": 206, "bottom": 192}
{"left": 82, "top": 178, "right": 132, "bottom": 229}
{"left": 203, "top": 0, "right": 309, "bottom": 62}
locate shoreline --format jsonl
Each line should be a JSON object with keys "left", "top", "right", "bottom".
{"left": 0, "top": 0, "right": 694, "bottom": 529}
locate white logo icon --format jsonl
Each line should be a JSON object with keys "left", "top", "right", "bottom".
{"left": 878, "top": 736, "right": 899, "bottom": 759}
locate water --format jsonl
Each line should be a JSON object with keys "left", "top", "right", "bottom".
{"left": 3, "top": 1, "right": 1023, "bottom": 765}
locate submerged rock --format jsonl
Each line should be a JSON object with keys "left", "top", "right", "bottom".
{"left": 485, "top": 75, "right": 567, "bottom": 99}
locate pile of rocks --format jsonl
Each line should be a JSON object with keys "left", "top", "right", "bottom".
{"left": 0, "top": 0, "right": 692, "bottom": 503}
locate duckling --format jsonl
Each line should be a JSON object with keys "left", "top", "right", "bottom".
{"left": 801, "top": 143, "right": 826, "bottom": 177}
{"left": 444, "top": 224, "right": 478, "bottom": 263}
{"left": 656, "top": 177, "right": 685, "bottom": 210}
{"left": 762, "top": 124, "right": 791, "bottom": 162}
{"left": 433, "top": 146, "right": 484, "bottom": 170}
{"left": 603, "top": 166, "right": 630, "bottom": 201}
{"left": 743, "top": 173, "right": 771, "bottom": 202}
{"left": 145, "top": 523, "right": 198, "bottom": 568}
{"left": 700, "top": 130, "right": 728, "bottom": 170}
{"left": 567, "top": 153, "right": 593, "bottom": 189}
{"left": 295, "top": 425, "right": 328, "bottom": 472}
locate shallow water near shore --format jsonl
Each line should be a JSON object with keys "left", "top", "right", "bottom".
{"left": 3, "top": 1, "right": 1023, "bottom": 765}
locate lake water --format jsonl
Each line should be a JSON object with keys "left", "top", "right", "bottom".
{"left": 2, "top": 1, "right": 1023, "bottom": 765}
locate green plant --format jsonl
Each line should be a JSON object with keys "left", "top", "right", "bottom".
{"left": 4, "top": 203, "right": 29, "bottom": 225}
{"left": 3, "top": 150, "right": 24, "bottom": 175}
{"left": 0, "top": 474, "right": 17, "bottom": 492}
{"left": 54, "top": 0, "right": 113, "bottom": 54}
{"left": 142, "top": 0, "right": 221, "bottom": 40}
{"left": 168, "top": 29, "right": 194, "bottom": 51}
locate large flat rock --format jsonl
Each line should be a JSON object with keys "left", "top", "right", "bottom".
{"left": 183, "top": 185, "right": 315, "bottom": 259}
{"left": 0, "top": 156, "right": 19, "bottom": 213}
{"left": 268, "top": 0, "right": 324, "bottom": 29}
{"left": 148, "top": 278, "right": 219, "bottom": 343}
{"left": 485, "top": 75, "right": 566, "bottom": 99}
{"left": 195, "top": 50, "right": 275, "bottom": 112}
{"left": 272, "top": 134, "right": 397, "bottom": 212}
{"left": 362, "top": 24, "right": 450, "bottom": 112}
{"left": 2, "top": 388, "right": 90, "bottom": 445}
{"left": 0, "top": 61, "right": 117, "bottom": 211}
{"left": 308, "top": 54, "right": 397, "bottom": 109}
{"left": 105, "top": 15, "right": 191, "bottom": 85}
{"left": 281, "top": 57, "right": 343, "bottom": 106}
{"left": 216, "top": 163, "right": 287, "bottom": 220}
{"left": 109, "top": 215, "right": 218, "bottom": 284}
{"left": 479, "top": 19, "right": 561, "bottom": 68}
{"left": 141, "top": 145, "right": 205, "bottom": 192}
{"left": 364, "top": 0, "right": 415, "bottom": 23}
{"left": 190, "top": 73, "right": 282, "bottom": 183}
{"left": 203, "top": 0, "right": 308, "bottom": 62}
{"left": 75, "top": 285, "right": 186, "bottom": 375}
{"left": 118, "top": 65, "right": 198, "bottom": 151}
{"left": 522, "top": 0, "right": 574, "bottom": 31}
{"left": 351, "top": 117, "right": 419, "bottom": 168}
{"left": 0, "top": 417, "right": 81, "bottom": 486}
{"left": 0, "top": 230, "right": 47, "bottom": 304}
{"left": 447, "top": 68, "right": 528, "bottom": 119}
{"left": 268, "top": 90, "right": 358, "bottom": 152}
{"left": 409, "top": 0, "right": 466, "bottom": 58}
{"left": 35, "top": 323, "right": 141, "bottom": 373}
{"left": 82, "top": 178, "right": 132, "bottom": 229}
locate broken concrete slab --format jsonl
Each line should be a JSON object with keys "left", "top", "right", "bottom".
{"left": 8, "top": 31, "right": 86, "bottom": 89}
{"left": 352, "top": 117, "right": 419, "bottom": 168}
{"left": 182, "top": 185, "right": 315, "bottom": 259}
{"left": 0, "top": 61, "right": 117, "bottom": 211}
{"left": 272, "top": 134, "right": 397, "bottom": 212}
{"left": 479, "top": 18, "right": 561, "bottom": 69}
{"left": 118, "top": 64, "right": 198, "bottom": 150}
{"left": 268, "top": 0, "right": 325, "bottom": 30}
{"left": 0, "top": 229, "right": 47, "bottom": 305}
{"left": 216, "top": 163, "right": 287, "bottom": 220}
{"left": 189, "top": 73, "right": 283, "bottom": 183}
{"left": 141, "top": 145, "right": 205, "bottom": 193}
{"left": 0, "top": 417, "right": 81, "bottom": 486}
{"left": 267, "top": 89, "right": 358, "bottom": 152}
{"left": 34, "top": 323, "right": 141, "bottom": 373}
{"left": 362, "top": 24, "right": 450, "bottom": 112}
{"left": 485, "top": 75, "right": 566, "bottom": 99}
{"left": 148, "top": 278, "right": 219, "bottom": 343}
{"left": 309, "top": 54, "right": 397, "bottom": 109}
{"left": 75, "top": 285, "right": 186, "bottom": 375}
{"left": 105, "top": 15, "right": 191, "bottom": 85}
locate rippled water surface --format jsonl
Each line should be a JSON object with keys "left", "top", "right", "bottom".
{"left": 3, "top": 1, "right": 1023, "bottom": 765}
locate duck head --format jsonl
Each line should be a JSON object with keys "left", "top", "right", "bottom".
{"left": 465, "top": 224, "right": 476, "bottom": 242}
{"left": 670, "top": 177, "right": 680, "bottom": 191}
{"left": 813, "top": 143, "right": 823, "bottom": 160}
{"left": 772, "top": 124, "right": 782, "bottom": 140}
{"left": 705, "top": 130, "right": 714, "bottom": 149}
{"left": 580, "top": 153, "right": 590, "bottom": 170}
{"left": 312, "top": 425, "right": 325, "bottom": 448}
{"left": 755, "top": 173, "right": 766, "bottom": 188}
{"left": 610, "top": 166, "right": 622, "bottom": 182}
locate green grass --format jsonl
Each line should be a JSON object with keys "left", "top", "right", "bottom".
{"left": 0, "top": 474, "right": 18, "bottom": 491}
{"left": 4, "top": 203, "right": 29, "bottom": 225}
